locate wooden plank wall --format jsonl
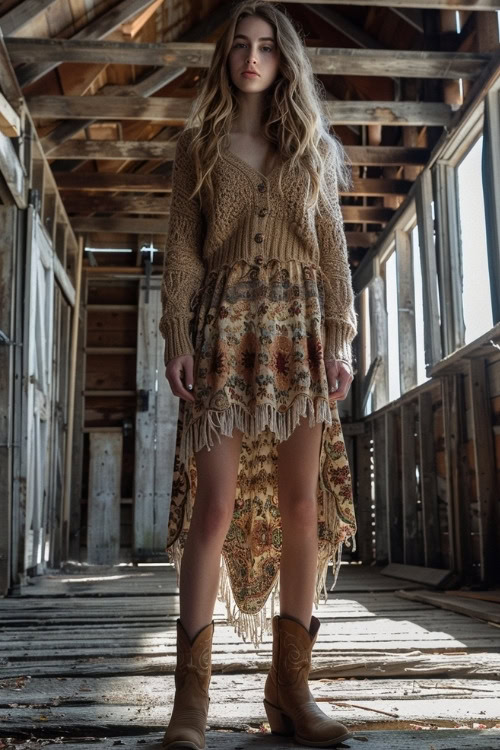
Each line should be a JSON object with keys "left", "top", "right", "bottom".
{"left": 0, "top": 205, "right": 16, "bottom": 596}
{"left": 81, "top": 280, "right": 138, "bottom": 558}
{"left": 353, "top": 352, "right": 500, "bottom": 585}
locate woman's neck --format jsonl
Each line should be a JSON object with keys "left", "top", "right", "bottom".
{"left": 231, "top": 92, "right": 267, "bottom": 136}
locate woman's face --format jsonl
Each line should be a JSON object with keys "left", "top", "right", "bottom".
{"left": 228, "top": 14, "right": 280, "bottom": 95}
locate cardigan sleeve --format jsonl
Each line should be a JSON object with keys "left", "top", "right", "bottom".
{"left": 159, "top": 129, "right": 206, "bottom": 364}
{"left": 315, "top": 144, "right": 358, "bottom": 370}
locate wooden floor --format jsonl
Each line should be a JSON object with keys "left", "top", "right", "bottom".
{"left": 1, "top": 563, "right": 500, "bottom": 749}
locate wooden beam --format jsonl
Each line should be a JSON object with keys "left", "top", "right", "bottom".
{"left": 0, "top": 0, "right": 59, "bottom": 37}
{"left": 27, "top": 96, "right": 454, "bottom": 126}
{"left": 303, "top": 5, "right": 385, "bottom": 49}
{"left": 342, "top": 206, "right": 394, "bottom": 223}
{"left": 345, "top": 231, "right": 380, "bottom": 247}
{"left": 27, "top": 96, "right": 192, "bottom": 124}
{"left": 7, "top": 38, "right": 492, "bottom": 79}
{"left": 42, "top": 70, "right": 186, "bottom": 155}
{"left": 0, "top": 30, "right": 22, "bottom": 114}
{"left": 69, "top": 207, "right": 390, "bottom": 233}
{"left": 349, "top": 178, "right": 412, "bottom": 197}
{"left": 348, "top": 146, "right": 430, "bottom": 165}
{"left": 14, "top": 0, "right": 160, "bottom": 88}
{"left": 48, "top": 139, "right": 177, "bottom": 161}
{"left": 47, "top": 139, "right": 429, "bottom": 170}
{"left": 70, "top": 216, "right": 168, "bottom": 234}
{"left": 0, "top": 131, "right": 26, "bottom": 208}
{"left": 390, "top": 7, "right": 425, "bottom": 33}
{"left": 63, "top": 195, "right": 170, "bottom": 214}
{"left": 38, "top": 0, "right": 234, "bottom": 154}
{"left": 120, "top": 0, "right": 163, "bottom": 37}
{"left": 55, "top": 173, "right": 171, "bottom": 191}
{"left": 0, "top": 91, "right": 20, "bottom": 137}
{"left": 281, "top": 1, "right": 500, "bottom": 9}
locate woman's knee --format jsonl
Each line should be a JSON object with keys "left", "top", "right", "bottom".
{"left": 191, "top": 495, "right": 234, "bottom": 539}
{"left": 279, "top": 494, "right": 318, "bottom": 530}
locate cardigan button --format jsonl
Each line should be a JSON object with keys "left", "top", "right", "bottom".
{"left": 255, "top": 255, "right": 264, "bottom": 265}
{"left": 254, "top": 233, "right": 264, "bottom": 243}
{"left": 258, "top": 207, "right": 268, "bottom": 217}
{"left": 257, "top": 182, "right": 266, "bottom": 193}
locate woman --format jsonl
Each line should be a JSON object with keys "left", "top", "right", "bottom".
{"left": 159, "top": 1, "right": 358, "bottom": 747}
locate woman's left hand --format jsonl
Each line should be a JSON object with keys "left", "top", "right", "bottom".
{"left": 325, "top": 359, "right": 353, "bottom": 401}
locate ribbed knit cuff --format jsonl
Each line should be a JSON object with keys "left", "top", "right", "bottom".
{"left": 163, "top": 319, "right": 194, "bottom": 365}
{"left": 323, "top": 319, "right": 354, "bottom": 367}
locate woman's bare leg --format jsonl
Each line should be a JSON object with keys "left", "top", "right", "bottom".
{"left": 179, "top": 427, "right": 244, "bottom": 642}
{"left": 277, "top": 416, "right": 323, "bottom": 630}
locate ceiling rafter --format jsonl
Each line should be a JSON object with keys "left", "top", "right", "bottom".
{"left": 7, "top": 38, "right": 493, "bottom": 79}
{"left": 0, "top": 0, "right": 59, "bottom": 37}
{"left": 14, "top": 0, "right": 160, "bottom": 87}
{"left": 280, "top": 1, "right": 499, "bottom": 10}
{"left": 27, "top": 94, "right": 455, "bottom": 126}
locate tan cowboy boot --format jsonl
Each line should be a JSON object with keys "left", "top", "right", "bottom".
{"left": 162, "top": 618, "right": 214, "bottom": 750}
{"left": 264, "top": 614, "right": 351, "bottom": 747}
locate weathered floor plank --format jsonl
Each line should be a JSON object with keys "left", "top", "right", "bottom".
{"left": 1, "top": 699, "right": 500, "bottom": 734}
{"left": 1, "top": 565, "right": 499, "bottom": 746}
{"left": 1, "top": 730, "right": 498, "bottom": 750}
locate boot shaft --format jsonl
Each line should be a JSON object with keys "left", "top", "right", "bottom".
{"left": 175, "top": 619, "right": 214, "bottom": 694}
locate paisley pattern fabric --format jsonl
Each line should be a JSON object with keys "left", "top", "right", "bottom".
{"left": 166, "top": 257, "right": 357, "bottom": 647}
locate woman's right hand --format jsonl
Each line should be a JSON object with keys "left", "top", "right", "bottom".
{"left": 165, "top": 353, "right": 195, "bottom": 402}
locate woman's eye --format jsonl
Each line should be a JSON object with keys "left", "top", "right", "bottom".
{"left": 233, "top": 43, "right": 274, "bottom": 52}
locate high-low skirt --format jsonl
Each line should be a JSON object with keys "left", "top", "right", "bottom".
{"left": 165, "top": 257, "right": 357, "bottom": 647}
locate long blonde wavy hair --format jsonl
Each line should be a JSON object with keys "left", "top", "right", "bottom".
{"left": 182, "top": 0, "right": 352, "bottom": 213}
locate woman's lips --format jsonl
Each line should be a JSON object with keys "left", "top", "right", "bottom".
{"left": 242, "top": 71, "right": 259, "bottom": 77}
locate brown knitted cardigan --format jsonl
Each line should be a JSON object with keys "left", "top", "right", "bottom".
{"left": 159, "top": 129, "right": 357, "bottom": 369}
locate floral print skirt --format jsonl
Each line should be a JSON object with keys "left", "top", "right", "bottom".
{"left": 166, "top": 258, "right": 357, "bottom": 647}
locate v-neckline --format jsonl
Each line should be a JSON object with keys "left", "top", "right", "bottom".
{"left": 221, "top": 145, "right": 282, "bottom": 181}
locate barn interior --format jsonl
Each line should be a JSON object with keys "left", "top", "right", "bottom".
{"left": 1, "top": 0, "right": 500, "bottom": 747}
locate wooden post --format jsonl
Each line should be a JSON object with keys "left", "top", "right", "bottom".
{"left": 0, "top": 206, "right": 17, "bottom": 595}
{"left": 385, "top": 409, "right": 403, "bottom": 563}
{"left": 355, "top": 424, "right": 374, "bottom": 564}
{"left": 415, "top": 170, "right": 442, "bottom": 372}
{"left": 401, "top": 401, "right": 420, "bottom": 565}
{"left": 418, "top": 390, "right": 442, "bottom": 568}
{"left": 441, "top": 373, "right": 470, "bottom": 581}
{"left": 395, "top": 229, "right": 417, "bottom": 394}
{"left": 369, "top": 275, "right": 389, "bottom": 410}
{"left": 372, "top": 415, "right": 388, "bottom": 564}
{"left": 69, "top": 274, "right": 87, "bottom": 561}
{"left": 61, "top": 234, "right": 84, "bottom": 561}
{"left": 468, "top": 357, "right": 498, "bottom": 584}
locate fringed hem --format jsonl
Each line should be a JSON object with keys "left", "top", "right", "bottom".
{"left": 218, "top": 555, "right": 280, "bottom": 649}
{"left": 179, "top": 393, "right": 333, "bottom": 466}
